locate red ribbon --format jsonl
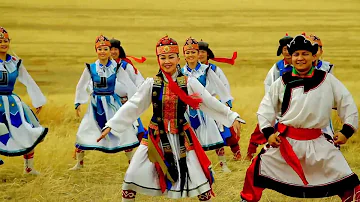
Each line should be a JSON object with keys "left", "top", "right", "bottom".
{"left": 188, "top": 126, "right": 215, "bottom": 196}
{"left": 210, "top": 51, "right": 238, "bottom": 65}
{"left": 155, "top": 162, "right": 167, "bottom": 193}
{"left": 277, "top": 123, "right": 322, "bottom": 185}
{"left": 155, "top": 54, "right": 202, "bottom": 109}
{"left": 116, "top": 56, "right": 146, "bottom": 75}
{"left": 127, "top": 55, "right": 146, "bottom": 63}
{"left": 279, "top": 135, "right": 309, "bottom": 185}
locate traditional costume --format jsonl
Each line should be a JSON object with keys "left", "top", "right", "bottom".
{"left": 101, "top": 36, "right": 242, "bottom": 202}
{"left": 308, "top": 34, "right": 336, "bottom": 137}
{"left": 308, "top": 34, "right": 334, "bottom": 73}
{"left": 198, "top": 41, "right": 242, "bottom": 168}
{"left": 70, "top": 35, "right": 139, "bottom": 170}
{"left": 181, "top": 38, "right": 244, "bottom": 172}
{"left": 246, "top": 33, "right": 338, "bottom": 160}
{"left": 109, "top": 38, "right": 147, "bottom": 160}
{"left": 240, "top": 35, "right": 360, "bottom": 202}
{"left": 245, "top": 35, "right": 293, "bottom": 160}
{"left": 0, "top": 27, "right": 48, "bottom": 175}
{"left": 109, "top": 38, "right": 146, "bottom": 88}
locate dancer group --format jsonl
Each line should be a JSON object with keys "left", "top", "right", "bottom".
{"left": 0, "top": 25, "right": 359, "bottom": 202}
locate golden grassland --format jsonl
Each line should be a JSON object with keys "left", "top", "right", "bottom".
{"left": 0, "top": 0, "right": 360, "bottom": 201}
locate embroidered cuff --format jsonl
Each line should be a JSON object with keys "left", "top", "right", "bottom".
{"left": 262, "top": 127, "right": 275, "bottom": 140}
{"left": 75, "top": 103, "right": 80, "bottom": 109}
{"left": 340, "top": 124, "right": 355, "bottom": 139}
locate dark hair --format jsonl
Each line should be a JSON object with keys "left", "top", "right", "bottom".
{"left": 110, "top": 38, "right": 126, "bottom": 58}
{"left": 198, "top": 41, "right": 214, "bottom": 60}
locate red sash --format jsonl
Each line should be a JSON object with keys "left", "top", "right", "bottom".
{"left": 277, "top": 123, "right": 322, "bottom": 185}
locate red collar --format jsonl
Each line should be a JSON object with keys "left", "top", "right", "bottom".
{"left": 283, "top": 59, "right": 291, "bottom": 65}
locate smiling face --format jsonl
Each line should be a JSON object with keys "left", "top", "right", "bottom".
{"left": 184, "top": 49, "right": 199, "bottom": 64}
{"left": 282, "top": 46, "right": 291, "bottom": 60}
{"left": 0, "top": 38, "right": 10, "bottom": 53}
{"left": 198, "top": 50, "right": 208, "bottom": 63}
{"left": 96, "top": 46, "right": 111, "bottom": 60}
{"left": 158, "top": 53, "right": 180, "bottom": 75}
{"left": 291, "top": 50, "right": 315, "bottom": 74}
{"left": 110, "top": 47, "right": 120, "bottom": 60}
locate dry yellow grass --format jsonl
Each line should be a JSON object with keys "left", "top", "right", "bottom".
{"left": 0, "top": 0, "right": 360, "bottom": 201}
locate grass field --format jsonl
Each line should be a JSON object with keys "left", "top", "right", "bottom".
{"left": 0, "top": 0, "right": 360, "bottom": 201}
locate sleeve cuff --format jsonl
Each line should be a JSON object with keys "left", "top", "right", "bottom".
{"left": 236, "top": 117, "right": 246, "bottom": 124}
{"left": 262, "top": 127, "right": 275, "bottom": 140}
{"left": 340, "top": 124, "right": 355, "bottom": 139}
{"left": 101, "top": 126, "right": 110, "bottom": 132}
{"left": 226, "top": 100, "right": 233, "bottom": 108}
{"left": 75, "top": 103, "right": 80, "bottom": 109}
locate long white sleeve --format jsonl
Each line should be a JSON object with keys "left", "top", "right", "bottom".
{"left": 257, "top": 78, "right": 281, "bottom": 130}
{"left": 330, "top": 74, "right": 358, "bottom": 130}
{"left": 125, "top": 63, "right": 145, "bottom": 87}
{"left": 105, "top": 78, "right": 153, "bottom": 134}
{"left": 214, "top": 66, "right": 231, "bottom": 93}
{"left": 116, "top": 67, "right": 138, "bottom": 99}
{"left": 188, "top": 77, "right": 240, "bottom": 127}
{"left": 17, "top": 64, "right": 46, "bottom": 108}
{"left": 74, "top": 67, "right": 91, "bottom": 105}
{"left": 207, "top": 69, "right": 233, "bottom": 104}
{"left": 264, "top": 64, "right": 279, "bottom": 94}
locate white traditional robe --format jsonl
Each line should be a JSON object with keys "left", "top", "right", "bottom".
{"left": 0, "top": 55, "right": 47, "bottom": 156}
{"left": 254, "top": 69, "right": 359, "bottom": 197}
{"left": 105, "top": 72, "right": 241, "bottom": 198}
{"left": 74, "top": 59, "right": 139, "bottom": 153}
{"left": 181, "top": 63, "right": 235, "bottom": 150}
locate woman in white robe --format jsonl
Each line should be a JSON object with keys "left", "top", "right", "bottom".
{"left": 70, "top": 35, "right": 139, "bottom": 170}
{"left": 0, "top": 27, "right": 48, "bottom": 175}
{"left": 97, "top": 36, "right": 243, "bottom": 202}
{"left": 181, "top": 38, "right": 245, "bottom": 173}
{"left": 197, "top": 40, "right": 242, "bottom": 167}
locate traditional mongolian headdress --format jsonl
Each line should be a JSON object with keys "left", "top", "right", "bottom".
{"left": 95, "top": 35, "right": 111, "bottom": 49}
{"left": 277, "top": 33, "right": 294, "bottom": 56}
{"left": 110, "top": 38, "right": 146, "bottom": 74}
{"left": 287, "top": 34, "right": 319, "bottom": 55}
{"left": 156, "top": 35, "right": 202, "bottom": 109}
{"left": 0, "top": 27, "right": 9, "bottom": 40}
{"left": 198, "top": 40, "right": 237, "bottom": 65}
{"left": 156, "top": 36, "right": 179, "bottom": 55}
{"left": 308, "top": 34, "right": 323, "bottom": 47}
{"left": 183, "top": 37, "right": 199, "bottom": 53}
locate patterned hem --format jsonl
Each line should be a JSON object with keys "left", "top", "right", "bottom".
{"left": 201, "top": 142, "right": 224, "bottom": 151}
{"left": 254, "top": 149, "right": 360, "bottom": 198}
{"left": 122, "top": 180, "right": 210, "bottom": 199}
{"left": 0, "top": 128, "right": 48, "bottom": 156}
{"left": 75, "top": 142, "right": 140, "bottom": 154}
